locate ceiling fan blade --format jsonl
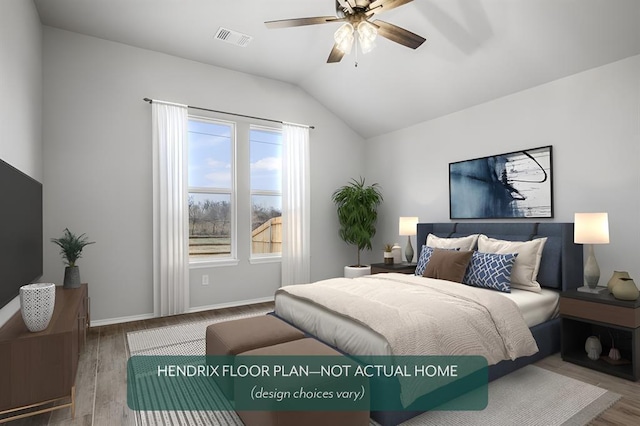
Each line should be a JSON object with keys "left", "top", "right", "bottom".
{"left": 346, "top": 0, "right": 357, "bottom": 7}
{"left": 327, "top": 44, "right": 346, "bottom": 63}
{"left": 372, "top": 20, "right": 425, "bottom": 49}
{"left": 368, "top": 0, "right": 414, "bottom": 15}
{"left": 337, "top": 0, "right": 354, "bottom": 14}
{"left": 265, "top": 16, "right": 340, "bottom": 29}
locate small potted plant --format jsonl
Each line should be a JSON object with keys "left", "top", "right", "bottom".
{"left": 384, "top": 244, "right": 394, "bottom": 265}
{"left": 51, "top": 228, "right": 95, "bottom": 289}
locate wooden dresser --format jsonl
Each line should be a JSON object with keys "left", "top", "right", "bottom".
{"left": 0, "top": 284, "right": 89, "bottom": 422}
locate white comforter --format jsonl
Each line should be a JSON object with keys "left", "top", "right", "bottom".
{"left": 278, "top": 273, "right": 538, "bottom": 362}
{"left": 277, "top": 273, "right": 539, "bottom": 406}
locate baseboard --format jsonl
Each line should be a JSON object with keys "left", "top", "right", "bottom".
{"left": 91, "top": 312, "right": 156, "bottom": 327}
{"left": 186, "top": 296, "right": 275, "bottom": 314}
{"left": 90, "top": 296, "right": 275, "bottom": 327}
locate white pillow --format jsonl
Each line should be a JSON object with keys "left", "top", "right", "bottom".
{"left": 426, "top": 233, "right": 479, "bottom": 251}
{"left": 477, "top": 234, "right": 547, "bottom": 293}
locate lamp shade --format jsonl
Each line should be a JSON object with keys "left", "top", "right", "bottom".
{"left": 399, "top": 217, "right": 419, "bottom": 236}
{"left": 574, "top": 213, "right": 609, "bottom": 244}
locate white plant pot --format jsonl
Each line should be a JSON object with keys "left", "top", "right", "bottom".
{"left": 344, "top": 265, "right": 371, "bottom": 278}
{"left": 20, "top": 283, "right": 56, "bottom": 332}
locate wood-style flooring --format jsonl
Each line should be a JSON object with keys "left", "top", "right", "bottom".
{"left": 3, "top": 302, "right": 639, "bottom": 425}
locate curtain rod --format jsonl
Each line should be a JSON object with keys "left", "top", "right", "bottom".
{"left": 143, "top": 98, "right": 314, "bottom": 129}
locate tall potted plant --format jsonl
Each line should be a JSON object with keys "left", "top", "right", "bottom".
{"left": 332, "top": 177, "right": 383, "bottom": 278}
{"left": 51, "top": 228, "right": 95, "bottom": 289}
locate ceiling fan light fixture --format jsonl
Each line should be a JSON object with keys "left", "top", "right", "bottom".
{"left": 334, "top": 23, "right": 355, "bottom": 54}
{"left": 359, "top": 37, "right": 376, "bottom": 54}
{"left": 265, "top": 0, "right": 424, "bottom": 64}
{"left": 357, "top": 21, "right": 377, "bottom": 54}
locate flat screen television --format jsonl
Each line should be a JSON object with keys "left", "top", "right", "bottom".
{"left": 0, "top": 158, "right": 43, "bottom": 310}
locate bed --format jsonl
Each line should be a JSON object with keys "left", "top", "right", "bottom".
{"left": 274, "top": 222, "right": 583, "bottom": 425}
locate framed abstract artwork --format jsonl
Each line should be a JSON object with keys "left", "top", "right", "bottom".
{"left": 449, "top": 146, "right": 553, "bottom": 219}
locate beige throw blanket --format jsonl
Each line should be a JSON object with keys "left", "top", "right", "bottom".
{"left": 277, "top": 273, "right": 539, "bottom": 407}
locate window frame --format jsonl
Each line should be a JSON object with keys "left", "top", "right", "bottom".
{"left": 249, "top": 124, "right": 283, "bottom": 263}
{"left": 187, "top": 115, "right": 238, "bottom": 267}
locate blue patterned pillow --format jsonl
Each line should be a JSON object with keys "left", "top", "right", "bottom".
{"left": 415, "top": 246, "right": 460, "bottom": 276}
{"left": 463, "top": 251, "right": 518, "bottom": 293}
{"left": 415, "top": 245, "right": 433, "bottom": 276}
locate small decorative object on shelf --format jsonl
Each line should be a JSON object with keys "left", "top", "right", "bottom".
{"left": 608, "top": 347, "right": 621, "bottom": 361}
{"left": 19, "top": 283, "right": 56, "bottom": 332}
{"left": 51, "top": 228, "right": 95, "bottom": 289}
{"left": 608, "top": 331, "right": 621, "bottom": 361}
{"left": 585, "top": 336, "right": 602, "bottom": 361}
{"left": 611, "top": 277, "right": 639, "bottom": 301}
{"left": 607, "top": 271, "right": 630, "bottom": 293}
{"left": 383, "top": 244, "right": 394, "bottom": 265}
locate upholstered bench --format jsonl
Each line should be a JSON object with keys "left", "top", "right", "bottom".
{"left": 205, "top": 314, "right": 305, "bottom": 356}
{"left": 235, "top": 338, "right": 370, "bottom": 426}
{"left": 205, "top": 315, "right": 306, "bottom": 399}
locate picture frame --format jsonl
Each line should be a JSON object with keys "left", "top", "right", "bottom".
{"left": 449, "top": 146, "right": 553, "bottom": 219}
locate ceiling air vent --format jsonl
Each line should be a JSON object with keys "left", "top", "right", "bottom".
{"left": 214, "top": 27, "right": 253, "bottom": 47}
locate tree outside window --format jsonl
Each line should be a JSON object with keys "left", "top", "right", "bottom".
{"left": 187, "top": 118, "right": 234, "bottom": 260}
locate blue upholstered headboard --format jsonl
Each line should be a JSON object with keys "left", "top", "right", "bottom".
{"left": 416, "top": 222, "right": 583, "bottom": 291}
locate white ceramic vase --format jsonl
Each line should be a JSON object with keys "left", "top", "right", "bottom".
{"left": 611, "top": 278, "right": 639, "bottom": 301}
{"left": 392, "top": 243, "right": 402, "bottom": 264}
{"left": 20, "top": 283, "right": 56, "bottom": 332}
{"left": 607, "top": 271, "right": 630, "bottom": 293}
{"left": 584, "top": 336, "right": 602, "bottom": 361}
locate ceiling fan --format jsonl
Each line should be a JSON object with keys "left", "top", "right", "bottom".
{"left": 265, "top": 0, "right": 426, "bottom": 63}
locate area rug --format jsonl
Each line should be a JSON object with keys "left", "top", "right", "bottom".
{"left": 127, "top": 314, "right": 620, "bottom": 426}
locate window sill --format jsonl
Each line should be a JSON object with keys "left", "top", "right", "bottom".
{"left": 189, "top": 258, "right": 240, "bottom": 269}
{"left": 249, "top": 256, "right": 282, "bottom": 265}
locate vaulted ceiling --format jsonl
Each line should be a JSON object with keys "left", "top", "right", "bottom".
{"left": 34, "top": 0, "right": 640, "bottom": 138}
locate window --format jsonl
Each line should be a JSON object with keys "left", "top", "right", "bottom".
{"left": 187, "top": 118, "right": 235, "bottom": 262}
{"left": 250, "top": 126, "right": 282, "bottom": 258}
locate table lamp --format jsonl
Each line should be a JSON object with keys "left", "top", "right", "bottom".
{"left": 399, "top": 217, "right": 419, "bottom": 263}
{"left": 574, "top": 212, "right": 609, "bottom": 293}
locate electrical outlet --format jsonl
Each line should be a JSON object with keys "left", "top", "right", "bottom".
{"left": 202, "top": 275, "right": 209, "bottom": 286}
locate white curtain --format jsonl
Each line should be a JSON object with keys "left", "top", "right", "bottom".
{"left": 152, "top": 100, "right": 189, "bottom": 316}
{"left": 281, "top": 123, "right": 311, "bottom": 286}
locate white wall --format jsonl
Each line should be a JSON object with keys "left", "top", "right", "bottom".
{"left": 38, "top": 24, "right": 639, "bottom": 323}
{"left": 0, "top": 0, "right": 42, "bottom": 179}
{"left": 42, "top": 27, "right": 364, "bottom": 323}
{"left": 0, "top": 0, "right": 43, "bottom": 327}
{"left": 364, "top": 55, "right": 640, "bottom": 287}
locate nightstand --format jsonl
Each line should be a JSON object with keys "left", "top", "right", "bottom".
{"left": 370, "top": 263, "right": 416, "bottom": 275}
{"left": 559, "top": 289, "right": 640, "bottom": 381}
